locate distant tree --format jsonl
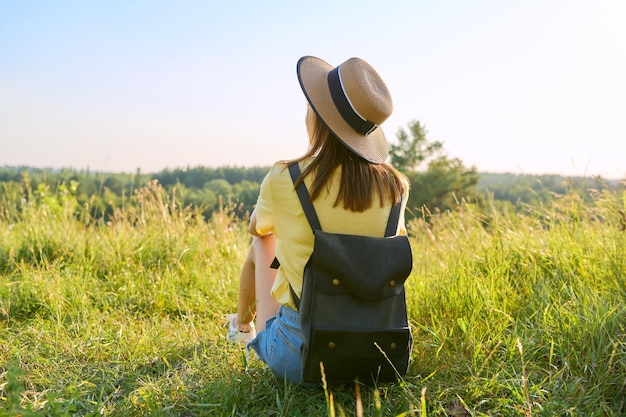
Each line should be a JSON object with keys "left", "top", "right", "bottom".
{"left": 390, "top": 120, "right": 479, "bottom": 216}
{"left": 232, "top": 180, "right": 261, "bottom": 216}
{"left": 102, "top": 177, "right": 124, "bottom": 195}
{"left": 205, "top": 179, "right": 232, "bottom": 199}
{"left": 390, "top": 120, "right": 443, "bottom": 172}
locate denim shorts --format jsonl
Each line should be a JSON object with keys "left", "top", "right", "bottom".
{"left": 248, "top": 305, "right": 304, "bottom": 384}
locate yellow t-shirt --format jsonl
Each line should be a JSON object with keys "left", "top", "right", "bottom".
{"left": 254, "top": 158, "right": 409, "bottom": 310}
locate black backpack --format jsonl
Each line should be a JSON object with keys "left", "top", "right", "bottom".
{"left": 287, "top": 162, "right": 413, "bottom": 384}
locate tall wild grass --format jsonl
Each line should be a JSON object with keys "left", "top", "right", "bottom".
{"left": 0, "top": 178, "right": 624, "bottom": 416}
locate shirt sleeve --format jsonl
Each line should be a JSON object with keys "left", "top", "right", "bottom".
{"left": 253, "top": 170, "right": 275, "bottom": 236}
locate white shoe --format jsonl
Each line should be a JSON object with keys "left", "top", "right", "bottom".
{"left": 226, "top": 314, "right": 256, "bottom": 344}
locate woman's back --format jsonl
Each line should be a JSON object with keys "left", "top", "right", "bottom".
{"left": 254, "top": 157, "right": 408, "bottom": 309}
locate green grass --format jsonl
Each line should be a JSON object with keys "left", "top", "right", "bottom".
{"left": 0, "top": 182, "right": 625, "bottom": 416}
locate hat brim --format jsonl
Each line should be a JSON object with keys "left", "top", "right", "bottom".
{"left": 297, "top": 56, "right": 389, "bottom": 164}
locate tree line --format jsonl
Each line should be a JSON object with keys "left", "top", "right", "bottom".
{"left": 389, "top": 120, "right": 623, "bottom": 216}
{"left": 1, "top": 121, "right": 622, "bottom": 222}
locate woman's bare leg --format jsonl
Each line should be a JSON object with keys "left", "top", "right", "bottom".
{"left": 237, "top": 235, "right": 280, "bottom": 332}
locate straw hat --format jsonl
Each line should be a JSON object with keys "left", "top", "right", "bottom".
{"left": 297, "top": 56, "right": 393, "bottom": 164}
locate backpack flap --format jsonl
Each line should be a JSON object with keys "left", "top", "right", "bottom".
{"left": 310, "top": 230, "right": 413, "bottom": 300}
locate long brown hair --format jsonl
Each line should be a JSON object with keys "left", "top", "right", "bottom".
{"left": 291, "top": 107, "right": 408, "bottom": 212}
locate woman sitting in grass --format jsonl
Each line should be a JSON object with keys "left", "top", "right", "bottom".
{"left": 227, "top": 55, "right": 410, "bottom": 384}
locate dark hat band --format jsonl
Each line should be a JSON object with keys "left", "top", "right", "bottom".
{"left": 327, "top": 67, "right": 377, "bottom": 136}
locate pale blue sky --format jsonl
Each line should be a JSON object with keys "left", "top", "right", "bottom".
{"left": 1, "top": 0, "right": 625, "bottom": 178}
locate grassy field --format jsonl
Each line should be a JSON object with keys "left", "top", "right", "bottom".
{"left": 0, "top": 180, "right": 625, "bottom": 416}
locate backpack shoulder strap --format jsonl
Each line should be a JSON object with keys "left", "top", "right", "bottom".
{"left": 287, "top": 162, "right": 321, "bottom": 311}
{"left": 384, "top": 200, "right": 403, "bottom": 237}
{"left": 288, "top": 162, "right": 321, "bottom": 231}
